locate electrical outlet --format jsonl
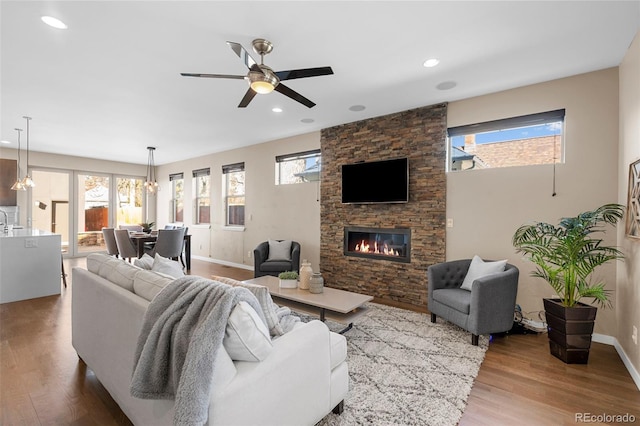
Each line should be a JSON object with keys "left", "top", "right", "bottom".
{"left": 446, "top": 218, "right": 454, "bottom": 228}
{"left": 25, "top": 238, "right": 37, "bottom": 248}
{"left": 247, "top": 250, "right": 252, "bottom": 258}
{"left": 633, "top": 326, "right": 637, "bottom": 345}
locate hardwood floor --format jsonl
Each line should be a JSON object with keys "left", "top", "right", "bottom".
{"left": 1, "top": 257, "right": 638, "bottom": 425}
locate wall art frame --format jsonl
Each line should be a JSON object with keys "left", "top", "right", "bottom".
{"left": 626, "top": 158, "right": 640, "bottom": 239}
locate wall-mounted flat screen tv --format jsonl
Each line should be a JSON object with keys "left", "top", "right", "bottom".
{"left": 341, "top": 157, "right": 409, "bottom": 204}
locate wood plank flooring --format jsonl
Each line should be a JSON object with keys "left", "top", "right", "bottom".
{"left": 1, "top": 257, "right": 638, "bottom": 425}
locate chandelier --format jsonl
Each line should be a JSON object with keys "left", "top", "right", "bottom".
{"left": 10, "top": 128, "right": 25, "bottom": 191}
{"left": 144, "top": 146, "right": 159, "bottom": 194}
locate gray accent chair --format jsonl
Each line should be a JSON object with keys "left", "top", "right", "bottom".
{"left": 102, "top": 227, "right": 119, "bottom": 258}
{"left": 254, "top": 240, "right": 301, "bottom": 277}
{"left": 114, "top": 229, "right": 139, "bottom": 262}
{"left": 427, "top": 259, "right": 519, "bottom": 345}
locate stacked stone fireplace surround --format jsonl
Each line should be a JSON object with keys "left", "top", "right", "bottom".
{"left": 320, "top": 103, "right": 447, "bottom": 310}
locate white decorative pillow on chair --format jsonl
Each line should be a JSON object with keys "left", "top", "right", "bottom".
{"left": 224, "top": 301, "right": 273, "bottom": 362}
{"left": 267, "top": 239, "right": 292, "bottom": 261}
{"left": 460, "top": 255, "right": 507, "bottom": 291}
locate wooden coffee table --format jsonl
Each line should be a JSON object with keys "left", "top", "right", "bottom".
{"left": 243, "top": 275, "right": 373, "bottom": 333}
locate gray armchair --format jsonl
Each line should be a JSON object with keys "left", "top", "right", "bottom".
{"left": 254, "top": 240, "right": 301, "bottom": 277}
{"left": 427, "top": 258, "right": 519, "bottom": 345}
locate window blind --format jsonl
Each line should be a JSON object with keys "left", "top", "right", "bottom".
{"left": 222, "top": 162, "right": 245, "bottom": 174}
{"left": 275, "top": 149, "right": 321, "bottom": 163}
{"left": 447, "top": 109, "right": 565, "bottom": 137}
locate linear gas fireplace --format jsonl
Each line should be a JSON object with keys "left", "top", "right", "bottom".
{"left": 344, "top": 226, "right": 411, "bottom": 263}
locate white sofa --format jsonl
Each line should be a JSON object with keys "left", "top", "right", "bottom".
{"left": 72, "top": 253, "right": 348, "bottom": 425}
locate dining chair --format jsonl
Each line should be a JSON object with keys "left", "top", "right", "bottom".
{"left": 147, "top": 228, "right": 186, "bottom": 264}
{"left": 114, "top": 229, "right": 139, "bottom": 262}
{"left": 119, "top": 224, "right": 143, "bottom": 232}
{"left": 102, "top": 227, "right": 119, "bottom": 258}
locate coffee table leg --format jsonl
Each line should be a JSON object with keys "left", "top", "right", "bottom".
{"left": 320, "top": 308, "right": 326, "bottom": 322}
{"left": 338, "top": 323, "right": 354, "bottom": 334}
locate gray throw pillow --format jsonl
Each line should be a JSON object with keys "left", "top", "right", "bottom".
{"left": 267, "top": 239, "right": 292, "bottom": 261}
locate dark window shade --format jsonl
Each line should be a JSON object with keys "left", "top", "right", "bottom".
{"left": 169, "top": 173, "right": 184, "bottom": 181}
{"left": 447, "top": 109, "right": 565, "bottom": 137}
{"left": 222, "top": 162, "right": 245, "bottom": 174}
{"left": 275, "top": 149, "right": 321, "bottom": 163}
{"left": 192, "top": 168, "right": 210, "bottom": 177}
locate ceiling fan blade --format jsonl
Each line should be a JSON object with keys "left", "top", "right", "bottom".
{"left": 181, "top": 73, "right": 246, "bottom": 80}
{"left": 227, "top": 41, "right": 262, "bottom": 73}
{"left": 275, "top": 66, "right": 334, "bottom": 81}
{"left": 238, "top": 88, "right": 257, "bottom": 108}
{"left": 274, "top": 83, "right": 316, "bottom": 108}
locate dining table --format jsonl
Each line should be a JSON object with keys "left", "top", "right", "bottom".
{"left": 129, "top": 233, "right": 192, "bottom": 270}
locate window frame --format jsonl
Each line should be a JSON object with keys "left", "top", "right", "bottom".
{"left": 447, "top": 109, "right": 565, "bottom": 172}
{"left": 192, "top": 168, "right": 210, "bottom": 225}
{"left": 222, "top": 162, "right": 245, "bottom": 227}
{"left": 275, "top": 149, "right": 322, "bottom": 185}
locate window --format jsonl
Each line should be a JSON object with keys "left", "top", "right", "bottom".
{"left": 192, "top": 168, "right": 210, "bottom": 224}
{"left": 222, "top": 162, "right": 245, "bottom": 226}
{"left": 275, "top": 149, "right": 321, "bottom": 185}
{"left": 116, "top": 177, "right": 144, "bottom": 229}
{"left": 169, "top": 172, "right": 184, "bottom": 222}
{"left": 447, "top": 109, "right": 565, "bottom": 172}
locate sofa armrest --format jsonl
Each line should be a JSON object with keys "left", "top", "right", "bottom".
{"left": 253, "top": 242, "right": 269, "bottom": 273}
{"left": 210, "top": 320, "right": 335, "bottom": 426}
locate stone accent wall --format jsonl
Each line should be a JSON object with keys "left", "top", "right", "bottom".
{"left": 320, "top": 104, "right": 447, "bottom": 309}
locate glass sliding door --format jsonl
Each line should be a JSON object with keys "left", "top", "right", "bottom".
{"left": 77, "top": 173, "right": 110, "bottom": 253}
{"left": 116, "top": 176, "right": 144, "bottom": 229}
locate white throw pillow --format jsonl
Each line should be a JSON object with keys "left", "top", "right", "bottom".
{"left": 151, "top": 253, "right": 185, "bottom": 278}
{"left": 224, "top": 301, "right": 273, "bottom": 362}
{"left": 460, "top": 255, "right": 507, "bottom": 291}
{"left": 267, "top": 239, "right": 292, "bottom": 261}
{"left": 134, "top": 253, "right": 154, "bottom": 270}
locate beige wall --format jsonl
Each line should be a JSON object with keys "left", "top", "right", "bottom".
{"left": 447, "top": 68, "right": 620, "bottom": 336}
{"left": 155, "top": 132, "right": 322, "bottom": 270}
{"left": 618, "top": 32, "right": 640, "bottom": 375}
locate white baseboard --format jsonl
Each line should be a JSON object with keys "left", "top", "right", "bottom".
{"left": 593, "top": 333, "right": 640, "bottom": 391}
{"left": 192, "top": 255, "right": 253, "bottom": 271}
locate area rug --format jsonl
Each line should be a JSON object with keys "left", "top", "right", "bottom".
{"left": 296, "top": 303, "right": 489, "bottom": 426}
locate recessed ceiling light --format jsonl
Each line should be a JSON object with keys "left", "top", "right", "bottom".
{"left": 423, "top": 58, "right": 440, "bottom": 68}
{"left": 436, "top": 81, "right": 457, "bottom": 90}
{"left": 1, "top": 140, "right": 11, "bottom": 144}
{"left": 272, "top": 107, "right": 283, "bottom": 113}
{"left": 301, "top": 118, "right": 314, "bottom": 124}
{"left": 349, "top": 105, "right": 366, "bottom": 112}
{"left": 41, "top": 16, "right": 68, "bottom": 29}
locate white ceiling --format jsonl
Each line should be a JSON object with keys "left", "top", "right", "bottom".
{"left": 1, "top": 1, "right": 638, "bottom": 165}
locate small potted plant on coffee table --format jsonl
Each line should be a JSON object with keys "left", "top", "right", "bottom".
{"left": 278, "top": 271, "right": 299, "bottom": 289}
{"left": 512, "top": 203, "right": 625, "bottom": 364}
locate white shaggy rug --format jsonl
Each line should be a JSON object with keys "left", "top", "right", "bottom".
{"left": 299, "top": 303, "right": 488, "bottom": 426}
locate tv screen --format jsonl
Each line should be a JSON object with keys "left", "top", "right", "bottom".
{"left": 341, "top": 157, "right": 409, "bottom": 204}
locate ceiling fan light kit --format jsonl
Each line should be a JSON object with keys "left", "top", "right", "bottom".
{"left": 181, "top": 38, "right": 333, "bottom": 108}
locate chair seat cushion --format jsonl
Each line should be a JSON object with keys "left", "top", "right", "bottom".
{"left": 260, "top": 260, "right": 293, "bottom": 272}
{"left": 432, "top": 288, "right": 471, "bottom": 314}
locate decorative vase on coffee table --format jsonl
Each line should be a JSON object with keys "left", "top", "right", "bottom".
{"left": 309, "top": 272, "right": 324, "bottom": 294}
{"left": 299, "top": 260, "right": 312, "bottom": 290}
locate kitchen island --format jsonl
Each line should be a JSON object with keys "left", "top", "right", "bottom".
{"left": 0, "top": 229, "right": 62, "bottom": 303}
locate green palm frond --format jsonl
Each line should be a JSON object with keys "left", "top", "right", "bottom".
{"left": 513, "top": 204, "right": 625, "bottom": 308}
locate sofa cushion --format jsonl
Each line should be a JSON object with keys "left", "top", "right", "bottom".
{"left": 133, "top": 253, "right": 154, "bottom": 270}
{"left": 460, "top": 255, "right": 507, "bottom": 291}
{"left": 267, "top": 239, "right": 292, "bottom": 261}
{"left": 433, "top": 288, "right": 471, "bottom": 314}
{"left": 224, "top": 301, "right": 273, "bottom": 362}
{"left": 133, "top": 270, "right": 174, "bottom": 301}
{"left": 212, "top": 275, "right": 286, "bottom": 337}
{"left": 93, "top": 256, "right": 139, "bottom": 292}
{"left": 151, "top": 253, "right": 185, "bottom": 278}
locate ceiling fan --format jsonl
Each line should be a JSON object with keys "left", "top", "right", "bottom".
{"left": 181, "top": 38, "right": 334, "bottom": 108}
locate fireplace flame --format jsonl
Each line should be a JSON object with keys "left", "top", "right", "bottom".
{"left": 355, "top": 239, "right": 399, "bottom": 256}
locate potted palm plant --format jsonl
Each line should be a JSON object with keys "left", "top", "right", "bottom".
{"left": 512, "top": 203, "right": 625, "bottom": 364}
{"left": 139, "top": 221, "right": 155, "bottom": 233}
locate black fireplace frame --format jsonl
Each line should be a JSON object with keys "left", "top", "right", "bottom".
{"left": 343, "top": 226, "right": 411, "bottom": 263}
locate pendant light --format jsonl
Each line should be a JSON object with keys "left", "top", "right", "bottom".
{"left": 145, "top": 146, "right": 159, "bottom": 194}
{"left": 10, "top": 128, "right": 25, "bottom": 191}
{"left": 20, "top": 116, "right": 35, "bottom": 188}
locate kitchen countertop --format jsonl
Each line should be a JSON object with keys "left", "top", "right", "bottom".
{"left": 0, "top": 228, "right": 57, "bottom": 238}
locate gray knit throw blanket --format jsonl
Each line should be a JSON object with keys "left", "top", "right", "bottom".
{"left": 130, "top": 276, "right": 266, "bottom": 426}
